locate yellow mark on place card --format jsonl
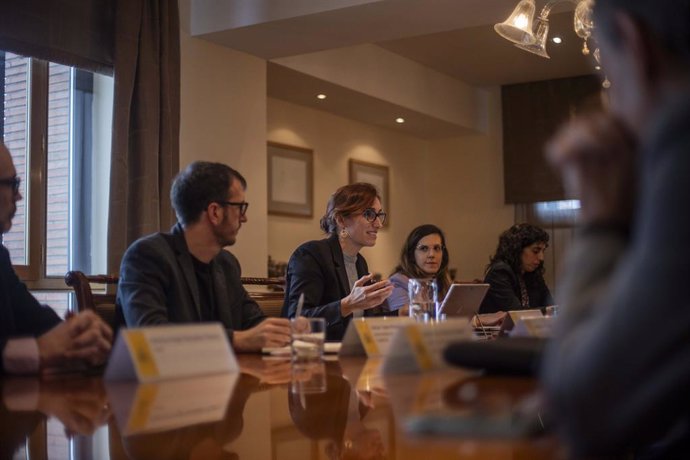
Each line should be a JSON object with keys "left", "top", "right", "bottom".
{"left": 125, "top": 331, "right": 160, "bottom": 379}
{"left": 354, "top": 321, "right": 380, "bottom": 356}
{"left": 406, "top": 326, "right": 434, "bottom": 371}
{"left": 127, "top": 384, "right": 158, "bottom": 432}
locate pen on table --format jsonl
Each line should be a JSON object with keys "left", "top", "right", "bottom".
{"left": 295, "top": 292, "right": 305, "bottom": 318}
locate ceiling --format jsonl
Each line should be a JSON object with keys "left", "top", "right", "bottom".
{"left": 191, "top": 0, "right": 598, "bottom": 138}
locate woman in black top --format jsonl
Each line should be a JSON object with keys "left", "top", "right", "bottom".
{"left": 282, "top": 183, "right": 394, "bottom": 340}
{"left": 479, "top": 223, "right": 554, "bottom": 314}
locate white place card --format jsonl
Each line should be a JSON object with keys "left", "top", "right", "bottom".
{"left": 381, "top": 319, "right": 474, "bottom": 374}
{"left": 501, "top": 309, "right": 543, "bottom": 333}
{"left": 105, "top": 324, "right": 238, "bottom": 382}
{"left": 511, "top": 315, "right": 555, "bottom": 338}
{"left": 106, "top": 373, "right": 238, "bottom": 435}
{"left": 339, "top": 317, "right": 414, "bottom": 357}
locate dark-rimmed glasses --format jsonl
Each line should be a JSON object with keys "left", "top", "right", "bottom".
{"left": 0, "top": 176, "right": 20, "bottom": 195}
{"left": 362, "top": 208, "right": 387, "bottom": 225}
{"left": 218, "top": 201, "right": 249, "bottom": 216}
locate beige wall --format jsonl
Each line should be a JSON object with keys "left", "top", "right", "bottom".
{"left": 267, "top": 94, "right": 513, "bottom": 280}
{"left": 180, "top": 0, "right": 269, "bottom": 276}
{"left": 267, "top": 98, "right": 429, "bottom": 277}
{"left": 426, "top": 87, "right": 514, "bottom": 281}
{"left": 180, "top": 0, "right": 511, "bottom": 279}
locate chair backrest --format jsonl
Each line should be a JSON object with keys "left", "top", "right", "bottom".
{"left": 64, "top": 271, "right": 286, "bottom": 322}
{"left": 241, "top": 277, "right": 286, "bottom": 317}
{"left": 64, "top": 271, "right": 121, "bottom": 332}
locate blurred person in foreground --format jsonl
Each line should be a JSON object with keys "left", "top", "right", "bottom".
{"left": 0, "top": 142, "right": 111, "bottom": 375}
{"left": 117, "top": 161, "right": 290, "bottom": 352}
{"left": 542, "top": 0, "right": 690, "bottom": 457}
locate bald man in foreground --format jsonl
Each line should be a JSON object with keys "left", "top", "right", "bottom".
{"left": 0, "top": 142, "right": 112, "bottom": 374}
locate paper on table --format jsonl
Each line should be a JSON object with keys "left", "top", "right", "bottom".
{"left": 263, "top": 342, "right": 341, "bottom": 356}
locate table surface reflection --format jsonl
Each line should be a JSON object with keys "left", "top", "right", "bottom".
{"left": 1, "top": 355, "right": 566, "bottom": 460}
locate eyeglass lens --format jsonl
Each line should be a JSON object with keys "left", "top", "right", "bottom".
{"left": 363, "top": 208, "right": 386, "bottom": 224}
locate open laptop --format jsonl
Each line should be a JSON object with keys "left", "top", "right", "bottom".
{"left": 439, "top": 283, "right": 490, "bottom": 319}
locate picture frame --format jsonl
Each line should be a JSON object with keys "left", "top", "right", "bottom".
{"left": 349, "top": 159, "right": 390, "bottom": 221}
{"left": 267, "top": 142, "right": 314, "bottom": 218}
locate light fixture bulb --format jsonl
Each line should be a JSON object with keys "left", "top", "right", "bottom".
{"left": 316, "top": 94, "right": 327, "bottom": 100}
{"left": 513, "top": 14, "right": 529, "bottom": 29}
{"left": 395, "top": 117, "right": 405, "bottom": 124}
{"left": 552, "top": 36, "right": 562, "bottom": 44}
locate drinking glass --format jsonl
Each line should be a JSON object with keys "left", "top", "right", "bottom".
{"left": 290, "top": 317, "right": 326, "bottom": 362}
{"left": 408, "top": 278, "right": 439, "bottom": 322}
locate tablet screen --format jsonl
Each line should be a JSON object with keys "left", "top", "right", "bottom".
{"left": 439, "top": 283, "right": 490, "bottom": 318}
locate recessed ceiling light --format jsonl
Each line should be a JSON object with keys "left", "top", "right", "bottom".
{"left": 552, "top": 36, "right": 563, "bottom": 44}
{"left": 316, "top": 94, "right": 327, "bottom": 100}
{"left": 594, "top": 65, "right": 601, "bottom": 71}
{"left": 395, "top": 117, "right": 405, "bottom": 124}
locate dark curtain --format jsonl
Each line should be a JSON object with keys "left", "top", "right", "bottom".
{"left": 0, "top": 0, "right": 114, "bottom": 74}
{"left": 502, "top": 75, "right": 602, "bottom": 204}
{"left": 107, "top": 0, "right": 180, "bottom": 274}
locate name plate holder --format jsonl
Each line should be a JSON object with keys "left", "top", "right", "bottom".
{"left": 511, "top": 315, "right": 555, "bottom": 338}
{"left": 105, "top": 324, "right": 239, "bottom": 382}
{"left": 381, "top": 319, "right": 473, "bottom": 374}
{"left": 501, "top": 309, "right": 543, "bottom": 333}
{"left": 339, "top": 317, "right": 414, "bottom": 357}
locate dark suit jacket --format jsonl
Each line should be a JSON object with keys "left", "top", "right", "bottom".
{"left": 116, "top": 223, "right": 265, "bottom": 343}
{"left": 0, "top": 245, "right": 61, "bottom": 374}
{"left": 283, "top": 234, "right": 389, "bottom": 341}
{"left": 479, "top": 260, "right": 553, "bottom": 314}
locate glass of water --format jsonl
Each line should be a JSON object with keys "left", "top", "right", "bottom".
{"left": 408, "top": 278, "right": 439, "bottom": 322}
{"left": 290, "top": 317, "right": 326, "bottom": 362}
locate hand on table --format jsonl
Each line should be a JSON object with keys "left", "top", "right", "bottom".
{"left": 472, "top": 311, "right": 507, "bottom": 327}
{"left": 233, "top": 317, "right": 291, "bottom": 352}
{"left": 37, "top": 310, "right": 112, "bottom": 372}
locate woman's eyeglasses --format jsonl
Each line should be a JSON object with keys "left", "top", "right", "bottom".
{"left": 362, "top": 208, "right": 387, "bottom": 225}
{"left": 416, "top": 244, "right": 445, "bottom": 254}
{"left": 0, "top": 176, "right": 20, "bottom": 195}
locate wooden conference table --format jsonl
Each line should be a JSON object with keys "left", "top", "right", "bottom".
{"left": 0, "top": 355, "right": 565, "bottom": 460}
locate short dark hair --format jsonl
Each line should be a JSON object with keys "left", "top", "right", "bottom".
{"left": 594, "top": 0, "right": 690, "bottom": 64}
{"left": 488, "top": 223, "right": 549, "bottom": 278}
{"left": 391, "top": 224, "right": 452, "bottom": 298}
{"left": 171, "top": 161, "right": 247, "bottom": 225}
{"left": 319, "top": 183, "right": 380, "bottom": 234}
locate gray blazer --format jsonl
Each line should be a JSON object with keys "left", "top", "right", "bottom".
{"left": 116, "top": 223, "right": 265, "bottom": 342}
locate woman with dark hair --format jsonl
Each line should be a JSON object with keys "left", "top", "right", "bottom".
{"left": 383, "top": 224, "right": 452, "bottom": 315}
{"left": 282, "top": 183, "right": 394, "bottom": 341}
{"left": 479, "top": 223, "right": 554, "bottom": 314}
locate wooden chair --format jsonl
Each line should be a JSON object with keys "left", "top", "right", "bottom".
{"left": 64, "top": 271, "right": 286, "bottom": 321}
{"left": 241, "top": 277, "right": 286, "bottom": 318}
{"left": 64, "top": 271, "right": 121, "bottom": 333}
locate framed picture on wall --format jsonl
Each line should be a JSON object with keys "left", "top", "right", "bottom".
{"left": 268, "top": 142, "right": 313, "bottom": 218}
{"left": 349, "top": 159, "right": 390, "bottom": 222}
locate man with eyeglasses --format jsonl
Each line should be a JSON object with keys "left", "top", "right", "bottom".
{"left": 1, "top": 142, "right": 112, "bottom": 374}
{"left": 117, "top": 161, "right": 290, "bottom": 352}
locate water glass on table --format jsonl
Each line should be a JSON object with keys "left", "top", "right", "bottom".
{"left": 290, "top": 317, "right": 326, "bottom": 362}
{"left": 408, "top": 278, "right": 439, "bottom": 322}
